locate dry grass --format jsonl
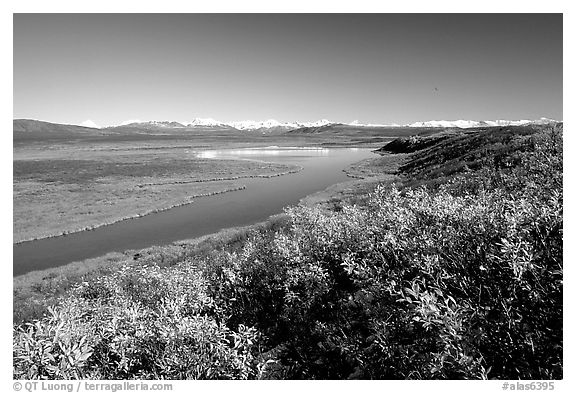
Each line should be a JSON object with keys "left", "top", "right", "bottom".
{"left": 14, "top": 144, "right": 298, "bottom": 242}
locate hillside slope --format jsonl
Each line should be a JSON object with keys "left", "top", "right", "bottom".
{"left": 287, "top": 123, "right": 440, "bottom": 138}
{"left": 13, "top": 119, "right": 98, "bottom": 133}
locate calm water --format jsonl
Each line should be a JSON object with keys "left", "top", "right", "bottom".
{"left": 13, "top": 147, "right": 374, "bottom": 276}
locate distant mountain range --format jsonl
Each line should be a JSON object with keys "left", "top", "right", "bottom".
{"left": 13, "top": 117, "right": 561, "bottom": 140}
{"left": 406, "top": 118, "right": 559, "bottom": 129}
{"left": 108, "top": 117, "right": 560, "bottom": 132}
{"left": 115, "top": 119, "right": 334, "bottom": 133}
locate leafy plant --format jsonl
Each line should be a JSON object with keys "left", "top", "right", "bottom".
{"left": 14, "top": 125, "right": 562, "bottom": 380}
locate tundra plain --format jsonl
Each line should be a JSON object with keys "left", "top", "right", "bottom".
{"left": 13, "top": 122, "right": 410, "bottom": 243}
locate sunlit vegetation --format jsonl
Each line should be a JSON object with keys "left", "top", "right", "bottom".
{"left": 13, "top": 125, "right": 562, "bottom": 379}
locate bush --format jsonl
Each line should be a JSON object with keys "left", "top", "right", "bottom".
{"left": 14, "top": 264, "right": 265, "bottom": 379}
{"left": 202, "top": 126, "right": 562, "bottom": 379}
{"left": 14, "top": 126, "right": 562, "bottom": 379}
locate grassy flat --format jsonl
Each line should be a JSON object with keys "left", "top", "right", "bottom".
{"left": 14, "top": 143, "right": 298, "bottom": 242}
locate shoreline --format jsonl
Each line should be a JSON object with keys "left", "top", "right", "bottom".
{"left": 13, "top": 152, "right": 405, "bottom": 301}
{"left": 13, "top": 172, "right": 372, "bottom": 281}
{"left": 14, "top": 150, "right": 397, "bottom": 282}
{"left": 14, "top": 166, "right": 303, "bottom": 245}
{"left": 134, "top": 166, "right": 303, "bottom": 187}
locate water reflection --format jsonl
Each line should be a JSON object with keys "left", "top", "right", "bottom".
{"left": 195, "top": 147, "right": 331, "bottom": 160}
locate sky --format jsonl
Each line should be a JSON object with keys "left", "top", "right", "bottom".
{"left": 13, "top": 13, "right": 563, "bottom": 127}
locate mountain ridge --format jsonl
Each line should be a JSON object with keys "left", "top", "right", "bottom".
{"left": 14, "top": 117, "right": 561, "bottom": 136}
{"left": 107, "top": 117, "right": 562, "bottom": 131}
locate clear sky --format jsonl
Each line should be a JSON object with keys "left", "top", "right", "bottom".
{"left": 13, "top": 13, "right": 563, "bottom": 127}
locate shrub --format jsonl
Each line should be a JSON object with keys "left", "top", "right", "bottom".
{"left": 14, "top": 264, "right": 265, "bottom": 379}
{"left": 202, "top": 126, "right": 562, "bottom": 379}
{"left": 14, "top": 126, "right": 562, "bottom": 379}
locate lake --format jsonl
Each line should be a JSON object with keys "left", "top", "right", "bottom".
{"left": 13, "top": 147, "right": 375, "bottom": 276}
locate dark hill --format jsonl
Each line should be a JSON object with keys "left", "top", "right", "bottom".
{"left": 14, "top": 119, "right": 99, "bottom": 134}
{"left": 13, "top": 119, "right": 113, "bottom": 142}
{"left": 383, "top": 123, "right": 562, "bottom": 187}
{"left": 287, "top": 123, "right": 453, "bottom": 138}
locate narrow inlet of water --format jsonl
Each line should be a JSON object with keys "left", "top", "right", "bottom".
{"left": 13, "top": 147, "right": 374, "bottom": 276}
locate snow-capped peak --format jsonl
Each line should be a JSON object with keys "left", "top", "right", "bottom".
{"left": 300, "top": 119, "right": 332, "bottom": 128}
{"left": 348, "top": 120, "right": 400, "bottom": 127}
{"left": 227, "top": 119, "right": 333, "bottom": 131}
{"left": 407, "top": 118, "right": 559, "bottom": 129}
{"left": 119, "top": 120, "right": 186, "bottom": 128}
{"left": 80, "top": 119, "right": 100, "bottom": 129}
{"left": 408, "top": 120, "right": 482, "bottom": 128}
{"left": 229, "top": 119, "right": 283, "bottom": 130}
{"left": 185, "top": 118, "right": 227, "bottom": 127}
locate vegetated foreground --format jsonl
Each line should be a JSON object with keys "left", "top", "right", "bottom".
{"left": 13, "top": 125, "right": 562, "bottom": 379}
